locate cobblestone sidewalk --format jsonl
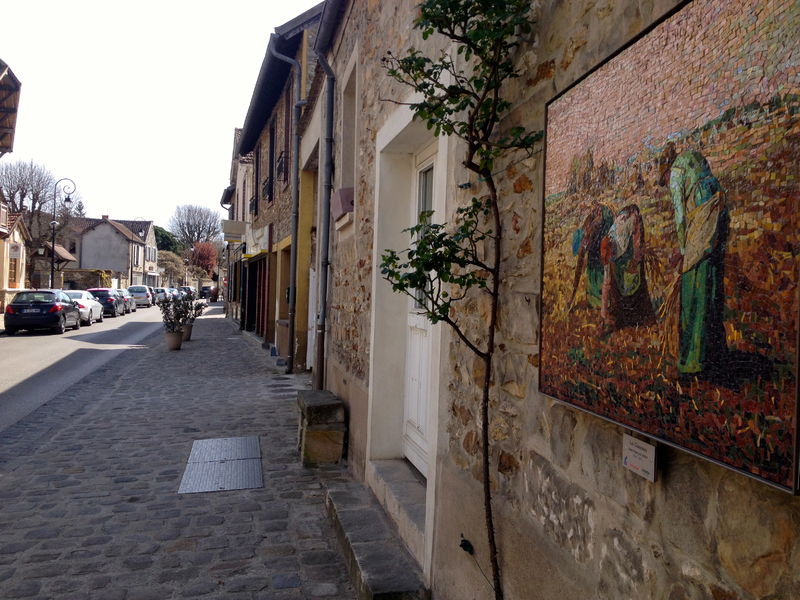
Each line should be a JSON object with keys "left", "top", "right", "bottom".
{"left": 0, "top": 305, "right": 355, "bottom": 599}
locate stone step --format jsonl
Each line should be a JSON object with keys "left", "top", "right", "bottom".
{"left": 317, "top": 467, "right": 429, "bottom": 600}
{"left": 368, "top": 459, "right": 426, "bottom": 566}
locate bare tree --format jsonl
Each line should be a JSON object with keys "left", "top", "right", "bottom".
{"left": 168, "top": 205, "right": 221, "bottom": 248}
{"left": 0, "top": 160, "right": 53, "bottom": 214}
{"left": 0, "top": 160, "right": 73, "bottom": 285}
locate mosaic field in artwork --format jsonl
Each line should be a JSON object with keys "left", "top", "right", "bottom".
{"left": 540, "top": 0, "right": 800, "bottom": 489}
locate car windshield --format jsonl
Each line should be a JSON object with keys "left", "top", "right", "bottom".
{"left": 13, "top": 292, "right": 56, "bottom": 303}
{"left": 129, "top": 286, "right": 147, "bottom": 292}
{"left": 91, "top": 290, "right": 110, "bottom": 297}
{"left": 65, "top": 291, "right": 83, "bottom": 299}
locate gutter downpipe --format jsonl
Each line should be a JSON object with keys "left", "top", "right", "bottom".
{"left": 240, "top": 244, "right": 247, "bottom": 330}
{"left": 312, "top": 50, "right": 334, "bottom": 391}
{"left": 269, "top": 35, "right": 305, "bottom": 374}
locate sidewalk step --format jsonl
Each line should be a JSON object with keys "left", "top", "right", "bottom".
{"left": 318, "top": 468, "right": 429, "bottom": 600}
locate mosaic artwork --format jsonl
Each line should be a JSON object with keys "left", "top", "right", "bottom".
{"left": 540, "top": 0, "right": 800, "bottom": 490}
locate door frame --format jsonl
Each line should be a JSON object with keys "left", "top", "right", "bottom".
{"left": 368, "top": 101, "right": 448, "bottom": 579}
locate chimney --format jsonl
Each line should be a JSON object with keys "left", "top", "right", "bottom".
{"left": 102, "top": 215, "right": 109, "bottom": 219}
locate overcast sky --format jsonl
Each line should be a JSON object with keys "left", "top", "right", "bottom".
{"left": 1, "top": 0, "right": 322, "bottom": 228}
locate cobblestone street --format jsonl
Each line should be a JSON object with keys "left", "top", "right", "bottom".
{"left": 0, "top": 304, "right": 355, "bottom": 599}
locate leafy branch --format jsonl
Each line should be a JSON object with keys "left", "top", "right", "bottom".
{"left": 380, "top": 1, "right": 542, "bottom": 599}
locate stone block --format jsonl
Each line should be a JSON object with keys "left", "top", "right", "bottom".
{"left": 297, "top": 391, "right": 345, "bottom": 426}
{"left": 297, "top": 391, "right": 346, "bottom": 466}
{"left": 301, "top": 425, "right": 346, "bottom": 467}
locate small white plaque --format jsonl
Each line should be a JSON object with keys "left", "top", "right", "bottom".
{"left": 622, "top": 433, "right": 656, "bottom": 482}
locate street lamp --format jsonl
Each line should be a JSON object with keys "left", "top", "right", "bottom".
{"left": 49, "top": 178, "right": 75, "bottom": 288}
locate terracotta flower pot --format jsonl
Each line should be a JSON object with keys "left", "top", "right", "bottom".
{"left": 165, "top": 331, "right": 183, "bottom": 350}
{"left": 182, "top": 323, "right": 194, "bottom": 341}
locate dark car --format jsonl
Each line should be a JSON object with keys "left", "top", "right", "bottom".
{"left": 199, "top": 286, "right": 212, "bottom": 299}
{"left": 117, "top": 289, "right": 136, "bottom": 313}
{"left": 87, "top": 288, "right": 125, "bottom": 317}
{"left": 3, "top": 289, "right": 82, "bottom": 335}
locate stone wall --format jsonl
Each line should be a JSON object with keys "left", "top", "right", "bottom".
{"left": 434, "top": 0, "right": 800, "bottom": 599}
{"left": 319, "top": 0, "right": 799, "bottom": 597}
{"left": 252, "top": 73, "right": 294, "bottom": 246}
{"left": 323, "top": 0, "right": 440, "bottom": 477}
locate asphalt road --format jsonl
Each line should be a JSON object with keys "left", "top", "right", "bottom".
{"left": 0, "top": 304, "right": 164, "bottom": 432}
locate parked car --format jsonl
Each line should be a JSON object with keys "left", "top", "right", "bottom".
{"left": 117, "top": 289, "right": 136, "bottom": 313}
{"left": 87, "top": 288, "right": 125, "bottom": 317}
{"left": 167, "top": 287, "right": 181, "bottom": 298}
{"left": 179, "top": 286, "right": 197, "bottom": 298}
{"left": 128, "top": 285, "right": 153, "bottom": 307}
{"left": 153, "top": 287, "right": 169, "bottom": 303}
{"left": 147, "top": 286, "right": 156, "bottom": 302}
{"left": 64, "top": 290, "right": 104, "bottom": 325}
{"left": 3, "top": 289, "right": 82, "bottom": 335}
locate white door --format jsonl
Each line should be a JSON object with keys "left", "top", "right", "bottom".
{"left": 403, "top": 161, "right": 434, "bottom": 476}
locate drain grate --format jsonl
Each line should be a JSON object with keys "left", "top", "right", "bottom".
{"left": 178, "top": 436, "right": 263, "bottom": 494}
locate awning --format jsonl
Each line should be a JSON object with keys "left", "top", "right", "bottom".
{"left": 44, "top": 241, "right": 77, "bottom": 263}
{"left": 0, "top": 59, "right": 21, "bottom": 157}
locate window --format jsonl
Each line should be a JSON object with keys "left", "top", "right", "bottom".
{"left": 283, "top": 78, "right": 292, "bottom": 183}
{"left": 8, "top": 258, "right": 18, "bottom": 288}
{"left": 414, "top": 164, "right": 434, "bottom": 309}
{"left": 267, "top": 124, "right": 276, "bottom": 203}
{"left": 342, "top": 66, "right": 357, "bottom": 190}
{"left": 13, "top": 291, "right": 56, "bottom": 303}
{"left": 253, "top": 144, "right": 261, "bottom": 215}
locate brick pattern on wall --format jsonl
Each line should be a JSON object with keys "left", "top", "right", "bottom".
{"left": 545, "top": 0, "right": 799, "bottom": 196}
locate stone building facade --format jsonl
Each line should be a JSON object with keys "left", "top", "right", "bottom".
{"left": 300, "top": 0, "right": 800, "bottom": 599}
{"left": 0, "top": 201, "right": 30, "bottom": 310}
{"left": 235, "top": 4, "right": 322, "bottom": 367}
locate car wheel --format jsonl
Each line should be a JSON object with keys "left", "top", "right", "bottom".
{"left": 98, "top": 310, "right": 104, "bottom": 323}
{"left": 54, "top": 316, "right": 66, "bottom": 335}
{"left": 73, "top": 315, "right": 81, "bottom": 331}
{"left": 86, "top": 312, "right": 93, "bottom": 326}
{"left": 132, "top": 305, "right": 137, "bottom": 312}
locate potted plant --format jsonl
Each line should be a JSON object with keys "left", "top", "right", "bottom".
{"left": 181, "top": 298, "right": 206, "bottom": 341}
{"left": 158, "top": 295, "right": 187, "bottom": 350}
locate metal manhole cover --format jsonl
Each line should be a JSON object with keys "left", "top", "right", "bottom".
{"left": 178, "top": 437, "right": 263, "bottom": 494}
{"left": 178, "top": 459, "right": 263, "bottom": 494}
{"left": 187, "top": 436, "right": 261, "bottom": 462}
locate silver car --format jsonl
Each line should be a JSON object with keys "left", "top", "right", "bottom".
{"left": 128, "top": 285, "right": 153, "bottom": 307}
{"left": 64, "top": 290, "right": 104, "bottom": 325}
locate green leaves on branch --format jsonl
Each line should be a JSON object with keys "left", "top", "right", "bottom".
{"left": 380, "top": 198, "right": 492, "bottom": 326}
{"left": 382, "top": 0, "right": 540, "bottom": 173}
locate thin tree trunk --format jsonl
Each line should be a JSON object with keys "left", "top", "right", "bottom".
{"left": 483, "top": 174, "right": 503, "bottom": 600}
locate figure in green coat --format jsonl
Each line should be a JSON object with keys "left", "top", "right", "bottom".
{"left": 658, "top": 143, "right": 729, "bottom": 377}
